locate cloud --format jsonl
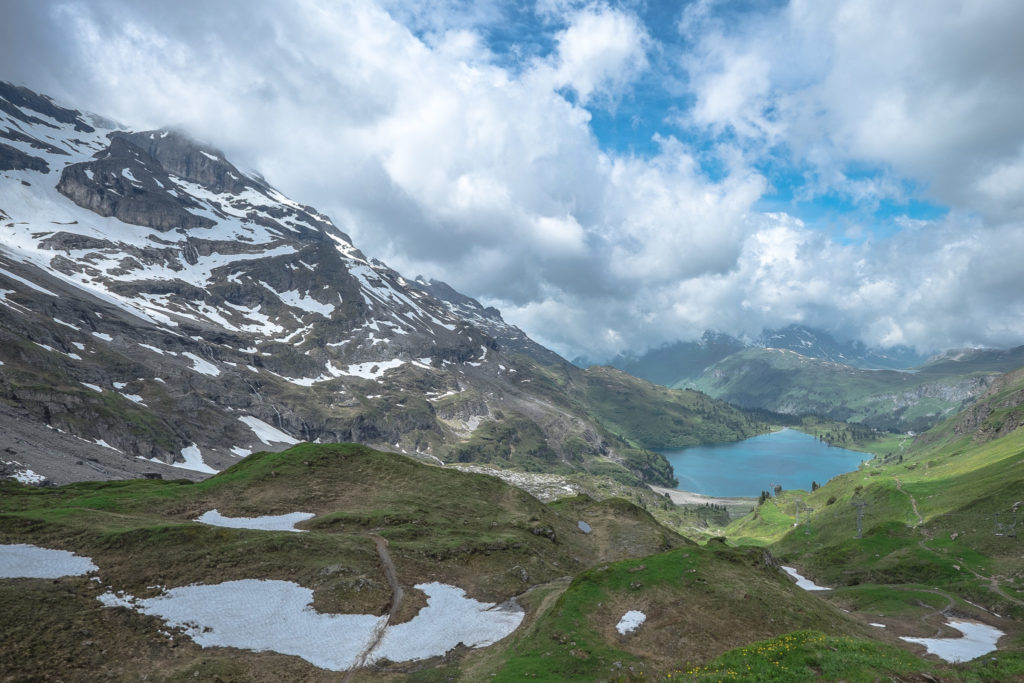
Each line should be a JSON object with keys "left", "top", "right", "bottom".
{"left": 547, "top": 5, "right": 650, "bottom": 104}
{"left": 2, "top": 0, "right": 1024, "bottom": 361}
{"left": 679, "top": 0, "right": 1024, "bottom": 222}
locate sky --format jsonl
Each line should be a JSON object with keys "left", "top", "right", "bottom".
{"left": 3, "top": 0, "right": 1024, "bottom": 361}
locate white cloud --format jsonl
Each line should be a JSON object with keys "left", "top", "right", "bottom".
{"left": 548, "top": 5, "right": 650, "bottom": 104}
{"left": 680, "top": 0, "right": 1024, "bottom": 222}
{"left": 3, "top": 0, "right": 1024, "bottom": 361}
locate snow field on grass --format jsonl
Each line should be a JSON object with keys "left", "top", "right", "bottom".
{"left": 99, "top": 579, "right": 385, "bottom": 671}
{"left": 900, "top": 620, "right": 1005, "bottom": 663}
{"left": 616, "top": 610, "right": 646, "bottom": 635}
{"left": 99, "top": 579, "right": 524, "bottom": 671}
{"left": 781, "top": 566, "right": 830, "bottom": 591}
{"left": 238, "top": 416, "right": 299, "bottom": 445}
{"left": 370, "top": 582, "right": 525, "bottom": 663}
{"left": 0, "top": 544, "right": 98, "bottom": 578}
{"left": 196, "top": 510, "right": 314, "bottom": 533}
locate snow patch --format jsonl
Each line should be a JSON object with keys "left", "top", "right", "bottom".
{"left": 182, "top": 352, "right": 220, "bottom": 377}
{"left": 900, "top": 620, "right": 1004, "bottom": 663}
{"left": 616, "top": 610, "right": 646, "bottom": 635}
{"left": 196, "top": 510, "right": 314, "bottom": 533}
{"left": 238, "top": 416, "right": 299, "bottom": 445}
{"left": 97, "top": 579, "right": 523, "bottom": 671}
{"left": 173, "top": 444, "right": 217, "bottom": 474}
{"left": 781, "top": 566, "right": 830, "bottom": 591}
{"left": 0, "top": 544, "right": 98, "bottom": 578}
{"left": 338, "top": 359, "right": 408, "bottom": 379}
{"left": 370, "top": 582, "right": 524, "bottom": 663}
{"left": 0, "top": 266, "right": 57, "bottom": 296}
{"left": 81, "top": 382, "right": 103, "bottom": 393}
{"left": 13, "top": 468, "right": 47, "bottom": 485}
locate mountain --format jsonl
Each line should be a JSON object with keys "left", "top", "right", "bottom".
{"left": 754, "top": 324, "right": 927, "bottom": 370}
{"left": 0, "top": 82, "right": 763, "bottom": 488}
{"left": 603, "top": 331, "right": 748, "bottom": 387}
{"left": 596, "top": 323, "right": 1018, "bottom": 433}
{"left": 685, "top": 345, "right": 1024, "bottom": 433}
{"left": 602, "top": 325, "right": 928, "bottom": 388}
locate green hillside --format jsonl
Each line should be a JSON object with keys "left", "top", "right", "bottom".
{"left": 719, "top": 366, "right": 1024, "bottom": 677}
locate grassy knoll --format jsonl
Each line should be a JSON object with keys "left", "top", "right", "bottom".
{"left": 677, "top": 630, "right": 1024, "bottom": 682}
{"left": 483, "top": 543, "right": 876, "bottom": 681}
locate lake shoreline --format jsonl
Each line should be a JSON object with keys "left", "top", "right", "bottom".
{"left": 658, "top": 428, "right": 866, "bottom": 498}
{"left": 647, "top": 485, "right": 755, "bottom": 506}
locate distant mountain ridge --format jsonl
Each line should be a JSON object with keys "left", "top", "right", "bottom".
{"left": 589, "top": 325, "right": 1024, "bottom": 432}
{"left": 596, "top": 325, "right": 929, "bottom": 385}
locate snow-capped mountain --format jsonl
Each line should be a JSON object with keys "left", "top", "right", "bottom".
{"left": 2, "top": 82, "right": 755, "bottom": 487}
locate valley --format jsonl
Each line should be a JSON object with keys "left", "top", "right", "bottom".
{"left": 2, "top": 82, "right": 1023, "bottom": 681}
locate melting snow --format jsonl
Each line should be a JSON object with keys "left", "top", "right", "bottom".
{"left": 238, "top": 416, "right": 299, "bottom": 445}
{"left": 182, "top": 352, "right": 220, "bottom": 377}
{"left": 172, "top": 444, "right": 217, "bottom": 474}
{"left": 0, "top": 544, "right": 98, "bottom": 578}
{"left": 12, "top": 468, "right": 47, "bottom": 485}
{"left": 99, "top": 580, "right": 384, "bottom": 671}
{"left": 577, "top": 520, "right": 592, "bottom": 534}
{"left": 338, "top": 359, "right": 408, "bottom": 379}
{"left": 900, "top": 620, "right": 1004, "bottom": 663}
{"left": 0, "top": 266, "right": 58, "bottom": 297}
{"left": 196, "top": 510, "right": 314, "bottom": 533}
{"left": 81, "top": 382, "right": 103, "bottom": 393}
{"left": 781, "top": 566, "right": 830, "bottom": 591}
{"left": 616, "top": 610, "right": 646, "bottom": 635}
{"left": 99, "top": 579, "right": 523, "bottom": 671}
{"left": 371, "top": 582, "right": 524, "bottom": 663}
{"left": 138, "top": 343, "right": 168, "bottom": 355}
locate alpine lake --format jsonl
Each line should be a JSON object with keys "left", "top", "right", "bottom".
{"left": 659, "top": 428, "right": 868, "bottom": 498}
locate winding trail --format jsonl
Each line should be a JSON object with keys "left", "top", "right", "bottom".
{"left": 894, "top": 477, "right": 923, "bottom": 527}
{"left": 344, "top": 534, "right": 405, "bottom": 680}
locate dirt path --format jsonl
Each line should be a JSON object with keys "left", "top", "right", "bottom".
{"left": 344, "top": 534, "right": 405, "bottom": 680}
{"left": 894, "top": 478, "right": 924, "bottom": 527}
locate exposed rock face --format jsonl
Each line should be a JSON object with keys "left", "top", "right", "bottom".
{"left": 111, "top": 130, "right": 253, "bottom": 196}
{"left": 0, "top": 142, "right": 49, "bottom": 173}
{"left": 57, "top": 136, "right": 214, "bottom": 231}
{"left": 953, "top": 367, "right": 1024, "bottom": 442}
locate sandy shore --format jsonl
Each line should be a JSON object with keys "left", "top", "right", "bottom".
{"left": 648, "top": 485, "right": 755, "bottom": 506}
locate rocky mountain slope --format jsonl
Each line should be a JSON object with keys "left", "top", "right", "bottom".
{"left": 0, "top": 82, "right": 762, "bottom": 487}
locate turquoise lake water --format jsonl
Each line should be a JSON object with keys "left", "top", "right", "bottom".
{"left": 658, "top": 428, "right": 868, "bottom": 498}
